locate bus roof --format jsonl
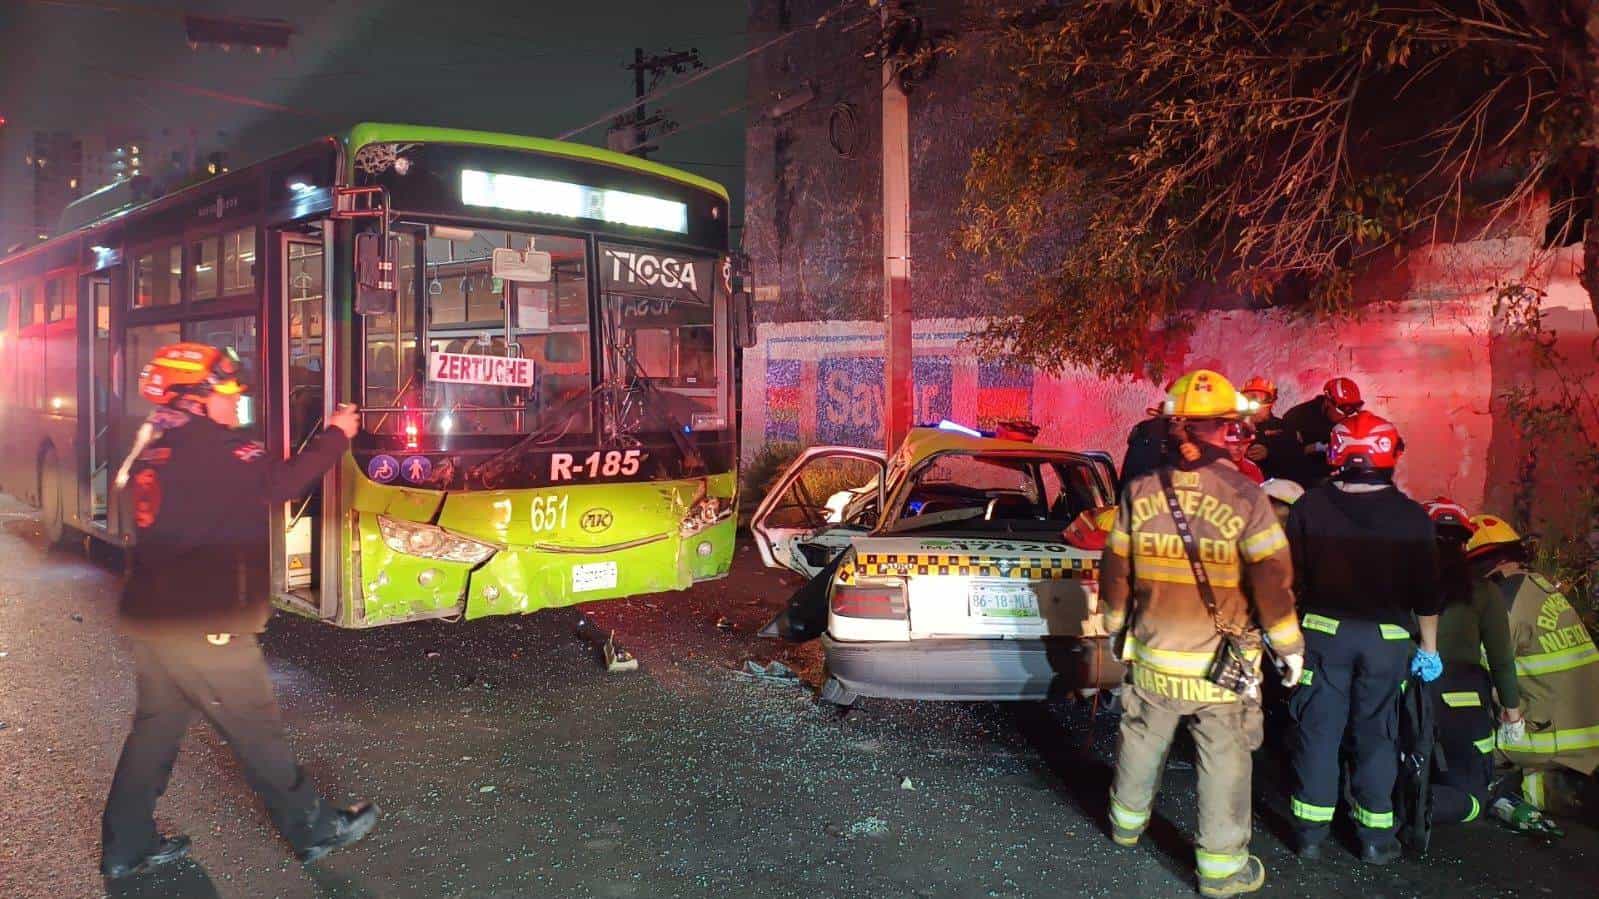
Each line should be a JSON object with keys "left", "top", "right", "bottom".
{"left": 2, "top": 124, "right": 729, "bottom": 263}
{"left": 342, "top": 123, "right": 730, "bottom": 203}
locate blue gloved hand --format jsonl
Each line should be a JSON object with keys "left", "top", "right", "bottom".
{"left": 1411, "top": 649, "right": 1442, "bottom": 682}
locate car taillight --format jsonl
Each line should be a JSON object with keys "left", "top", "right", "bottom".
{"left": 830, "top": 582, "right": 907, "bottom": 620}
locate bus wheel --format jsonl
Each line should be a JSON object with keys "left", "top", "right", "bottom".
{"left": 38, "top": 449, "right": 67, "bottom": 548}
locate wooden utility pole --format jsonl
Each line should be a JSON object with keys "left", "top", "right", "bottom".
{"left": 880, "top": 2, "right": 913, "bottom": 452}
{"left": 631, "top": 48, "right": 649, "bottom": 158}
{"left": 613, "top": 48, "right": 704, "bottom": 158}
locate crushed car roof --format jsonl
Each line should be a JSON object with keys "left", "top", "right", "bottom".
{"left": 894, "top": 427, "right": 1069, "bottom": 467}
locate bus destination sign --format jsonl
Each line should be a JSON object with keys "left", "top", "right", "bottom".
{"left": 429, "top": 351, "right": 535, "bottom": 388}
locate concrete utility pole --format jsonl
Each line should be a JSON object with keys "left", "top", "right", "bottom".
{"left": 880, "top": 2, "right": 913, "bottom": 452}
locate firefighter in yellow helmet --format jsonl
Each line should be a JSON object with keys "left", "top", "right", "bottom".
{"left": 1467, "top": 515, "right": 1599, "bottom": 822}
{"left": 1100, "top": 370, "right": 1303, "bottom": 897}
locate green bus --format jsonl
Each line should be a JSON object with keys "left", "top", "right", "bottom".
{"left": 0, "top": 123, "right": 751, "bottom": 627}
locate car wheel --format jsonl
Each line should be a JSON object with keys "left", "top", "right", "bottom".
{"left": 39, "top": 449, "right": 68, "bottom": 547}
{"left": 818, "top": 675, "right": 859, "bottom": 708}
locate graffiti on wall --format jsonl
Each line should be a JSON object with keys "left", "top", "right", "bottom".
{"left": 764, "top": 350, "right": 1039, "bottom": 447}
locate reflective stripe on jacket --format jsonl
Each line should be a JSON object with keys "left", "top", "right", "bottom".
{"left": 1100, "top": 453, "right": 1301, "bottom": 693}
{"left": 1496, "top": 572, "right": 1599, "bottom": 776}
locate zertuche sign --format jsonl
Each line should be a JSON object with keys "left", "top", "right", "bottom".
{"left": 429, "top": 351, "right": 535, "bottom": 388}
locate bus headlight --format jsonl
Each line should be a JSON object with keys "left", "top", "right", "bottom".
{"left": 377, "top": 515, "right": 500, "bottom": 564}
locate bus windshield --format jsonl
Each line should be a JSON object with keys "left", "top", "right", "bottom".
{"left": 361, "top": 228, "right": 727, "bottom": 445}
{"left": 363, "top": 227, "right": 592, "bottom": 440}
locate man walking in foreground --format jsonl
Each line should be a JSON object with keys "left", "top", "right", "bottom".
{"left": 101, "top": 343, "right": 378, "bottom": 878}
{"left": 1101, "top": 370, "right": 1304, "bottom": 897}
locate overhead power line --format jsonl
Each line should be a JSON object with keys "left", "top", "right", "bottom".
{"left": 556, "top": 0, "right": 863, "bottom": 142}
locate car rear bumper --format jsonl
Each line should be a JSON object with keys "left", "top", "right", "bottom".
{"left": 821, "top": 634, "right": 1125, "bottom": 701}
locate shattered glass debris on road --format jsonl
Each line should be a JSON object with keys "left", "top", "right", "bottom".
{"left": 0, "top": 498, "right": 1591, "bottom": 898}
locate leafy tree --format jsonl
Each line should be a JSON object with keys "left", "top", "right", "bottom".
{"left": 958, "top": 0, "right": 1599, "bottom": 376}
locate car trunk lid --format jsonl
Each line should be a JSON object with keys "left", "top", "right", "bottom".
{"left": 854, "top": 535, "right": 1102, "bottom": 639}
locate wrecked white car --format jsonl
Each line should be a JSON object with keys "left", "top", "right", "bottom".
{"left": 751, "top": 426, "right": 1126, "bottom": 705}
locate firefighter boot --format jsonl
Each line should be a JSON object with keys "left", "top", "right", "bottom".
{"left": 1198, "top": 855, "right": 1266, "bottom": 897}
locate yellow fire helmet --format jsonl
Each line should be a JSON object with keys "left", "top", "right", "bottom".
{"left": 1465, "top": 513, "right": 1522, "bottom": 559}
{"left": 1161, "top": 369, "right": 1255, "bottom": 420}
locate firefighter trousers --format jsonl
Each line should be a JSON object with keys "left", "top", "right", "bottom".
{"left": 102, "top": 634, "right": 337, "bottom": 868}
{"left": 1431, "top": 666, "right": 1496, "bottom": 824}
{"left": 1109, "top": 676, "right": 1264, "bottom": 881}
{"left": 1288, "top": 617, "right": 1412, "bottom": 848}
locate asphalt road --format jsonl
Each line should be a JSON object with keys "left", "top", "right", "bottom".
{"left": 0, "top": 493, "right": 1592, "bottom": 899}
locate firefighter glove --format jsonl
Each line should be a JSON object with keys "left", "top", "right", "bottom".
{"left": 1410, "top": 648, "right": 1443, "bottom": 682}
{"left": 1280, "top": 652, "right": 1305, "bottom": 689}
{"left": 1498, "top": 717, "right": 1526, "bottom": 746}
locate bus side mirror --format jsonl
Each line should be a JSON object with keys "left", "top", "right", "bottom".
{"left": 355, "top": 232, "right": 399, "bottom": 317}
{"left": 731, "top": 273, "right": 757, "bottom": 349}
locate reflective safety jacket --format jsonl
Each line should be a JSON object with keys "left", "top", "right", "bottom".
{"left": 1101, "top": 450, "right": 1302, "bottom": 702}
{"left": 1495, "top": 570, "right": 1599, "bottom": 776}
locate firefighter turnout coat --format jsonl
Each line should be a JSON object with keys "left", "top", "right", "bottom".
{"left": 1102, "top": 449, "right": 1304, "bottom": 699}
{"left": 1495, "top": 570, "right": 1599, "bottom": 781}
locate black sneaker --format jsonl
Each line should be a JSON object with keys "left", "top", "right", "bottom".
{"left": 298, "top": 802, "right": 379, "bottom": 863}
{"left": 101, "top": 834, "right": 191, "bottom": 878}
{"left": 1360, "top": 841, "right": 1401, "bottom": 865}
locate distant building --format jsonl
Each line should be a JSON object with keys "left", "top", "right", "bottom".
{"left": 0, "top": 125, "right": 231, "bottom": 245}
{"left": 26, "top": 130, "right": 83, "bottom": 240}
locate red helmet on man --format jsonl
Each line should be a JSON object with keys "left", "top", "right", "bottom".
{"left": 1224, "top": 420, "right": 1255, "bottom": 445}
{"left": 1241, "top": 376, "right": 1277, "bottom": 404}
{"left": 1323, "top": 377, "right": 1363, "bottom": 412}
{"left": 1423, "top": 496, "right": 1475, "bottom": 542}
{"left": 137, "top": 343, "right": 247, "bottom": 406}
{"left": 1422, "top": 497, "right": 1474, "bottom": 531}
{"left": 1327, "top": 410, "right": 1402, "bottom": 471}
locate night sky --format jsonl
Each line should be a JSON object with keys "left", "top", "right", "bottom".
{"left": 0, "top": 0, "right": 748, "bottom": 234}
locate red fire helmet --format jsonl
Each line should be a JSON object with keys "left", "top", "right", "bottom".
{"left": 137, "top": 342, "right": 247, "bottom": 406}
{"left": 1327, "top": 410, "right": 1402, "bottom": 470}
{"left": 1322, "top": 377, "right": 1363, "bottom": 409}
{"left": 1423, "top": 496, "right": 1475, "bottom": 532}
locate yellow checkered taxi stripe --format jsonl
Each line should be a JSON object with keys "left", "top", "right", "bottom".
{"left": 852, "top": 553, "right": 1098, "bottom": 580}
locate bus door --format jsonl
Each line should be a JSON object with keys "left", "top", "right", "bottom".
{"left": 273, "top": 229, "right": 330, "bottom": 613}
{"left": 81, "top": 268, "right": 115, "bottom": 534}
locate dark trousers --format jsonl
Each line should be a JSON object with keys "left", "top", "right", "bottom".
{"left": 102, "top": 634, "right": 335, "bottom": 867}
{"left": 1289, "top": 619, "right": 1412, "bottom": 847}
{"left": 1431, "top": 666, "right": 1495, "bottom": 824}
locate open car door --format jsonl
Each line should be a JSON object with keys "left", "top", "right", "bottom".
{"left": 1079, "top": 450, "right": 1119, "bottom": 498}
{"left": 750, "top": 446, "right": 886, "bottom": 578}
